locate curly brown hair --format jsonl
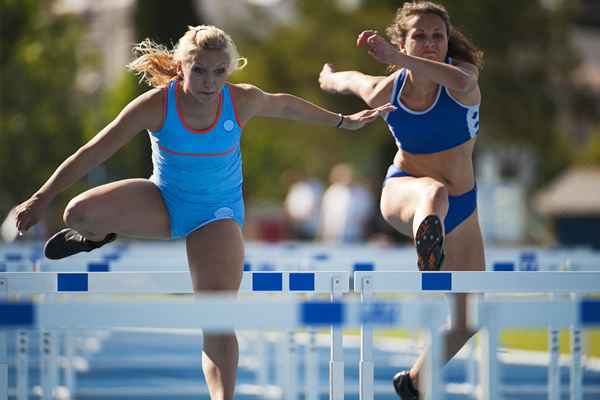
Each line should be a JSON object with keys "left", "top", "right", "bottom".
{"left": 385, "top": 1, "right": 484, "bottom": 72}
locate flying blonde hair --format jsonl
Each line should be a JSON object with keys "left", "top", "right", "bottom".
{"left": 127, "top": 25, "right": 247, "bottom": 87}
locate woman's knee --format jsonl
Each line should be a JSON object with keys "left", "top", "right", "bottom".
{"left": 380, "top": 190, "right": 409, "bottom": 224}
{"left": 63, "top": 196, "right": 94, "bottom": 228}
{"left": 421, "top": 179, "right": 449, "bottom": 211}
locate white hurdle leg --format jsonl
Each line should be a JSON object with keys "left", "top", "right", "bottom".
{"left": 64, "top": 331, "right": 76, "bottom": 398}
{"left": 479, "top": 321, "right": 500, "bottom": 400}
{"left": 570, "top": 293, "right": 583, "bottom": 400}
{"left": 39, "top": 331, "right": 58, "bottom": 400}
{"left": 0, "top": 331, "right": 7, "bottom": 400}
{"left": 465, "top": 341, "right": 478, "bottom": 394}
{"left": 16, "top": 331, "right": 29, "bottom": 400}
{"left": 286, "top": 331, "right": 298, "bottom": 400}
{"left": 359, "top": 277, "right": 373, "bottom": 400}
{"left": 548, "top": 290, "right": 561, "bottom": 400}
{"left": 330, "top": 276, "right": 344, "bottom": 400}
{"left": 422, "top": 328, "right": 444, "bottom": 400}
{"left": 0, "top": 277, "right": 6, "bottom": 400}
{"left": 275, "top": 333, "right": 287, "bottom": 392}
{"left": 548, "top": 326, "right": 560, "bottom": 400}
{"left": 305, "top": 328, "right": 319, "bottom": 400}
{"left": 255, "top": 333, "right": 269, "bottom": 390}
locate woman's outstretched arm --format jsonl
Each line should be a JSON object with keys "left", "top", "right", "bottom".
{"left": 15, "top": 89, "right": 164, "bottom": 233}
{"left": 232, "top": 83, "right": 395, "bottom": 130}
{"left": 318, "top": 63, "right": 395, "bottom": 108}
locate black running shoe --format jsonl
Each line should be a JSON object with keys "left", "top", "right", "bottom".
{"left": 393, "top": 371, "right": 420, "bottom": 400}
{"left": 44, "top": 228, "right": 116, "bottom": 260}
{"left": 415, "top": 215, "right": 444, "bottom": 271}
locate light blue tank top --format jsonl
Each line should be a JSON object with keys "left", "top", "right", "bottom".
{"left": 148, "top": 80, "right": 243, "bottom": 204}
{"left": 384, "top": 64, "right": 480, "bottom": 154}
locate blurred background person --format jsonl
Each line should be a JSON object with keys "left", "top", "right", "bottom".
{"left": 283, "top": 170, "right": 323, "bottom": 241}
{"left": 319, "top": 162, "right": 375, "bottom": 243}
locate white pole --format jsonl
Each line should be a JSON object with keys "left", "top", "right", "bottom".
{"left": 359, "top": 277, "right": 374, "bottom": 400}
{"left": 286, "top": 331, "right": 298, "bottom": 400}
{"left": 16, "top": 331, "right": 29, "bottom": 400}
{"left": 570, "top": 293, "right": 583, "bottom": 400}
{"left": 275, "top": 333, "right": 287, "bottom": 392}
{"left": 305, "top": 328, "right": 319, "bottom": 400}
{"left": 255, "top": 333, "right": 269, "bottom": 390}
{"left": 465, "top": 341, "right": 478, "bottom": 394}
{"left": 423, "top": 328, "right": 443, "bottom": 400}
{"left": 330, "top": 276, "right": 344, "bottom": 400}
{"left": 64, "top": 331, "right": 76, "bottom": 398}
{"left": 0, "top": 331, "right": 7, "bottom": 400}
{"left": 39, "top": 330, "right": 58, "bottom": 400}
{"left": 0, "top": 277, "right": 6, "bottom": 400}
{"left": 479, "top": 319, "right": 500, "bottom": 400}
{"left": 548, "top": 326, "right": 560, "bottom": 400}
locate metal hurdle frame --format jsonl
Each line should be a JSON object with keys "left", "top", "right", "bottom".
{"left": 354, "top": 270, "right": 600, "bottom": 400}
{"left": 3, "top": 244, "right": 600, "bottom": 400}
{"left": 0, "top": 271, "right": 350, "bottom": 400}
{"left": 469, "top": 297, "right": 600, "bottom": 400}
{"left": 0, "top": 292, "right": 450, "bottom": 400}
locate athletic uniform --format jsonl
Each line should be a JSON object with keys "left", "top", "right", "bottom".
{"left": 148, "top": 80, "right": 244, "bottom": 239}
{"left": 383, "top": 61, "right": 480, "bottom": 234}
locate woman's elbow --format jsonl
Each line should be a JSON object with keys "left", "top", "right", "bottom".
{"left": 452, "top": 76, "right": 476, "bottom": 94}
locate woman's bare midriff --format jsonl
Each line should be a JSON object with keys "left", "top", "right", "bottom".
{"left": 392, "top": 137, "right": 476, "bottom": 195}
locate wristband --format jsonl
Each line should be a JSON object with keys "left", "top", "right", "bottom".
{"left": 336, "top": 113, "right": 344, "bottom": 128}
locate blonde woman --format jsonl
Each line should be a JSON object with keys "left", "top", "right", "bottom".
{"left": 14, "top": 25, "right": 394, "bottom": 399}
{"left": 319, "top": 2, "right": 484, "bottom": 398}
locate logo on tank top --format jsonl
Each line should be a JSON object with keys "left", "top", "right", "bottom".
{"left": 223, "top": 120, "right": 234, "bottom": 132}
{"left": 214, "top": 207, "right": 234, "bottom": 219}
{"left": 467, "top": 108, "right": 479, "bottom": 138}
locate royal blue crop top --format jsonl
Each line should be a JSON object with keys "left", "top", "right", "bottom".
{"left": 383, "top": 65, "right": 480, "bottom": 154}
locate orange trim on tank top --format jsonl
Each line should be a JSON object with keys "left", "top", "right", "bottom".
{"left": 158, "top": 144, "right": 237, "bottom": 157}
{"left": 227, "top": 83, "right": 244, "bottom": 128}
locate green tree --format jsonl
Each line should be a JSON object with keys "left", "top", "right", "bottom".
{"left": 0, "top": 0, "right": 94, "bottom": 217}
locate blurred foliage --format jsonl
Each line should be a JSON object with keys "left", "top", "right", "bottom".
{"left": 578, "top": 128, "right": 600, "bottom": 165}
{"left": 1, "top": 0, "right": 597, "bottom": 218}
{"left": 0, "top": 0, "right": 95, "bottom": 215}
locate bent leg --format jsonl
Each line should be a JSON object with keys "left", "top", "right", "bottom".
{"left": 63, "top": 179, "right": 170, "bottom": 240}
{"left": 409, "top": 211, "right": 485, "bottom": 387}
{"left": 186, "top": 219, "right": 244, "bottom": 400}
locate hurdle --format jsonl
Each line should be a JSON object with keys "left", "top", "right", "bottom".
{"left": 354, "top": 270, "right": 600, "bottom": 400}
{"left": 0, "top": 270, "right": 350, "bottom": 400}
{"left": 0, "top": 295, "right": 449, "bottom": 400}
{"left": 469, "top": 297, "right": 600, "bottom": 400}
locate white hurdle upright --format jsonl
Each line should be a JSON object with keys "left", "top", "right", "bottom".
{"left": 0, "top": 295, "right": 450, "bottom": 400}
{"left": 354, "top": 270, "right": 600, "bottom": 400}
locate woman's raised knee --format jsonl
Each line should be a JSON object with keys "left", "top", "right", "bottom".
{"left": 63, "top": 197, "right": 94, "bottom": 228}
{"left": 421, "top": 180, "right": 449, "bottom": 212}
